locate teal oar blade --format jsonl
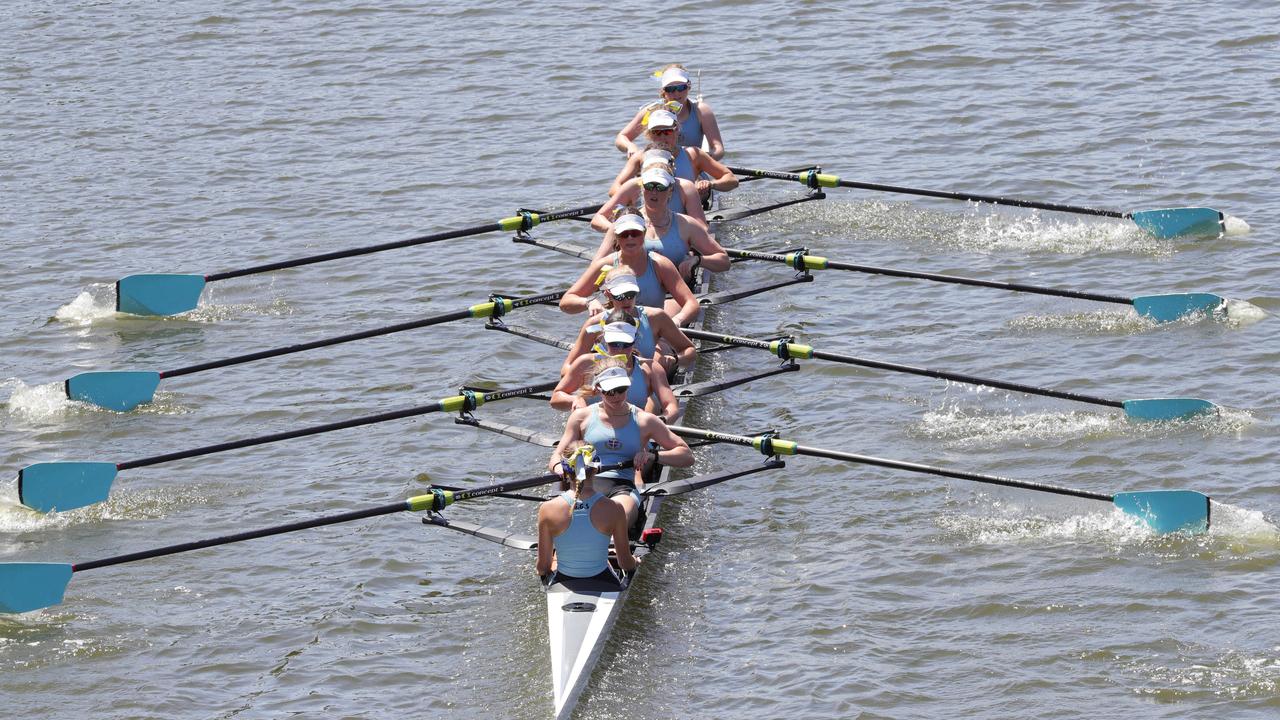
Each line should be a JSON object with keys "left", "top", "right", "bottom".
{"left": 0, "top": 563, "right": 74, "bottom": 613}
{"left": 115, "top": 274, "right": 207, "bottom": 316}
{"left": 1112, "top": 490, "right": 1210, "bottom": 533}
{"left": 65, "top": 371, "right": 162, "bottom": 412}
{"left": 18, "top": 462, "right": 119, "bottom": 513}
{"left": 1121, "top": 398, "right": 1218, "bottom": 421}
{"left": 1131, "top": 293, "right": 1226, "bottom": 322}
{"left": 1129, "top": 208, "right": 1223, "bottom": 238}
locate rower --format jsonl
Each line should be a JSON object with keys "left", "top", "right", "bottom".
{"left": 612, "top": 106, "right": 737, "bottom": 202}
{"left": 550, "top": 357, "right": 693, "bottom": 526}
{"left": 560, "top": 267, "right": 695, "bottom": 376}
{"left": 559, "top": 211, "right": 700, "bottom": 326}
{"left": 596, "top": 147, "right": 709, "bottom": 232}
{"left": 614, "top": 64, "right": 724, "bottom": 160}
{"left": 537, "top": 442, "right": 637, "bottom": 588}
{"left": 551, "top": 316, "right": 680, "bottom": 421}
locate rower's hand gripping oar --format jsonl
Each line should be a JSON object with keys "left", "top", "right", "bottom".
{"left": 669, "top": 425, "right": 1211, "bottom": 535}
{"left": 680, "top": 328, "right": 1220, "bottom": 422}
{"left": 728, "top": 247, "right": 1230, "bottom": 323}
{"left": 727, "top": 166, "right": 1248, "bottom": 239}
{"left": 0, "top": 463, "right": 627, "bottom": 615}
{"left": 16, "top": 381, "right": 557, "bottom": 514}
{"left": 64, "top": 291, "right": 564, "bottom": 412}
{"left": 114, "top": 205, "right": 599, "bottom": 316}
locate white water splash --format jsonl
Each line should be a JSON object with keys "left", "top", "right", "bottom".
{"left": 0, "top": 483, "right": 226, "bottom": 540}
{"left": 1224, "top": 298, "right": 1266, "bottom": 326}
{"left": 1006, "top": 308, "right": 1156, "bottom": 335}
{"left": 52, "top": 286, "right": 118, "bottom": 326}
{"left": 2, "top": 380, "right": 79, "bottom": 422}
{"left": 1223, "top": 214, "right": 1251, "bottom": 236}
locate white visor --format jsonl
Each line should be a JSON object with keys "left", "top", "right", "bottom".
{"left": 613, "top": 214, "right": 646, "bottom": 235}
{"left": 603, "top": 274, "right": 640, "bottom": 296}
{"left": 660, "top": 67, "right": 691, "bottom": 87}
{"left": 600, "top": 321, "right": 638, "bottom": 346}
{"left": 640, "top": 167, "right": 675, "bottom": 190}
{"left": 594, "top": 364, "right": 632, "bottom": 391}
{"left": 646, "top": 109, "right": 678, "bottom": 130}
{"left": 642, "top": 148, "right": 674, "bottom": 168}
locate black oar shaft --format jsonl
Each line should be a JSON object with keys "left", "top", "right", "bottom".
{"left": 115, "top": 381, "right": 557, "bottom": 471}
{"left": 73, "top": 502, "right": 408, "bottom": 572}
{"left": 162, "top": 292, "right": 564, "bottom": 379}
{"left": 681, "top": 329, "right": 1123, "bottom": 409}
{"left": 669, "top": 425, "right": 1113, "bottom": 502}
{"left": 727, "top": 166, "right": 1128, "bottom": 219}
{"left": 727, "top": 249, "right": 1133, "bottom": 305}
{"left": 204, "top": 204, "right": 600, "bottom": 282}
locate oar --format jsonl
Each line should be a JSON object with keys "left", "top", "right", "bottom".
{"left": 65, "top": 291, "right": 563, "bottom": 411}
{"left": 681, "top": 329, "right": 1218, "bottom": 422}
{"left": 16, "top": 381, "right": 556, "bottom": 514}
{"left": 727, "top": 248, "right": 1228, "bottom": 323}
{"left": 0, "top": 464, "right": 627, "bottom": 615}
{"left": 669, "top": 425, "right": 1211, "bottom": 534}
{"left": 727, "top": 166, "right": 1247, "bottom": 239}
{"left": 114, "top": 205, "right": 599, "bottom": 316}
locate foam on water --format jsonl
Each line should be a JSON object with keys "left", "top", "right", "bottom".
{"left": 1007, "top": 308, "right": 1156, "bottom": 334}
{"left": 0, "top": 483, "right": 223, "bottom": 539}
{"left": 2, "top": 379, "right": 192, "bottom": 421}
{"left": 1118, "top": 644, "right": 1280, "bottom": 701}
{"left": 52, "top": 287, "right": 118, "bottom": 326}
{"left": 1225, "top": 297, "right": 1267, "bottom": 326}
{"left": 950, "top": 210, "right": 1176, "bottom": 257}
{"left": 1223, "top": 214, "right": 1251, "bottom": 235}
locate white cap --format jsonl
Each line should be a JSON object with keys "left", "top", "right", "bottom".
{"left": 600, "top": 321, "right": 638, "bottom": 346}
{"left": 660, "top": 67, "right": 690, "bottom": 87}
{"left": 641, "top": 148, "right": 674, "bottom": 168}
{"left": 612, "top": 213, "right": 646, "bottom": 235}
{"left": 602, "top": 273, "right": 640, "bottom": 296}
{"left": 646, "top": 108, "right": 678, "bottom": 130}
{"left": 640, "top": 166, "right": 675, "bottom": 190}
{"left": 594, "top": 364, "right": 633, "bottom": 391}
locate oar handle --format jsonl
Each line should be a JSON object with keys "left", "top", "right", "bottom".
{"left": 116, "top": 380, "right": 559, "bottom": 471}
{"left": 668, "top": 425, "right": 1113, "bottom": 503}
{"left": 727, "top": 166, "right": 1128, "bottom": 219}
{"left": 73, "top": 501, "right": 409, "bottom": 572}
{"left": 725, "top": 249, "right": 1133, "bottom": 306}
{"left": 681, "top": 329, "right": 1122, "bottom": 409}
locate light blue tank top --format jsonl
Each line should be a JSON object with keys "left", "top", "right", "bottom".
{"left": 553, "top": 491, "right": 610, "bottom": 578}
{"left": 634, "top": 312, "right": 655, "bottom": 359}
{"left": 669, "top": 179, "right": 686, "bottom": 215}
{"left": 673, "top": 147, "right": 696, "bottom": 182}
{"left": 616, "top": 251, "right": 665, "bottom": 308}
{"left": 584, "top": 404, "right": 644, "bottom": 481}
{"left": 678, "top": 99, "right": 703, "bottom": 149}
{"left": 644, "top": 211, "right": 689, "bottom": 268}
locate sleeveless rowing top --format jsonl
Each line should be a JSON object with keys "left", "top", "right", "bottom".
{"left": 678, "top": 99, "right": 703, "bottom": 149}
{"left": 644, "top": 211, "right": 688, "bottom": 267}
{"left": 614, "top": 251, "right": 665, "bottom": 309}
{"left": 673, "top": 147, "right": 696, "bottom": 182}
{"left": 633, "top": 311, "right": 655, "bottom": 359}
{"left": 583, "top": 404, "right": 643, "bottom": 481}
{"left": 553, "top": 491, "right": 610, "bottom": 578}
{"left": 669, "top": 178, "right": 687, "bottom": 215}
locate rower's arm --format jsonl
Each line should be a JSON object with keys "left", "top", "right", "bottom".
{"left": 614, "top": 109, "right": 647, "bottom": 156}
{"left": 610, "top": 506, "right": 638, "bottom": 572}
{"left": 550, "top": 361, "right": 590, "bottom": 411}
{"left": 560, "top": 259, "right": 608, "bottom": 314}
{"left": 682, "top": 217, "right": 729, "bottom": 272}
{"left": 548, "top": 410, "right": 587, "bottom": 472}
{"left": 535, "top": 504, "right": 556, "bottom": 576}
{"left": 648, "top": 310, "right": 696, "bottom": 370}
{"left": 608, "top": 155, "right": 642, "bottom": 197}
{"left": 647, "top": 362, "right": 680, "bottom": 421}
{"left": 698, "top": 100, "right": 725, "bottom": 160}
{"left": 695, "top": 151, "right": 739, "bottom": 193}
{"left": 656, "top": 258, "right": 700, "bottom": 326}
{"left": 644, "top": 417, "right": 694, "bottom": 468}
{"left": 591, "top": 182, "right": 641, "bottom": 234}
{"left": 561, "top": 319, "right": 598, "bottom": 376}
{"left": 677, "top": 179, "right": 709, "bottom": 230}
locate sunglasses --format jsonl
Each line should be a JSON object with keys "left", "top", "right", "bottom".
{"left": 609, "top": 290, "right": 639, "bottom": 301}
{"left": 643, "top": 181, "right": 671, "bottom": 191}
{"left": 650, "top": 127, "right": 675, "bottom": 136}
{"left": 607, "top": 341, "right": 635, "bottom": 350}
{"left": 600, "top": 386, "right": 628, "bottom": 397}
{"left": 664, "top": 84, "right": 690, "bottom": 93}
{"left": 617, "top": 230, "right": 643, "bottom": 239}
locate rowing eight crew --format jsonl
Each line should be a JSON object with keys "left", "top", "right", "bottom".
{"left": 539, "top": 65, "right": 724, "bottom": 587}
